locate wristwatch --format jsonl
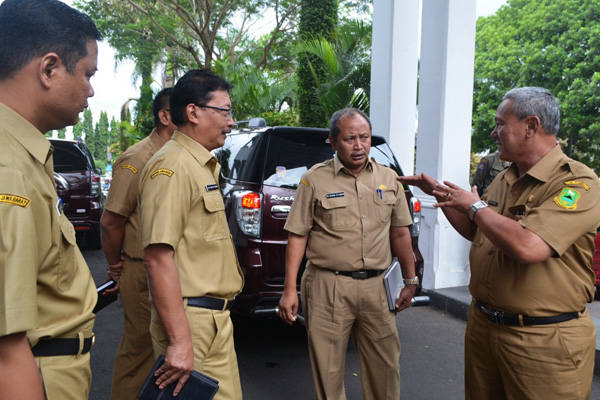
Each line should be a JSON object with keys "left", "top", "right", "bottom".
{"left": 469, "top": 200, "right": 488, "bottom": 221}
{"left": 403, "top": 277, "right": 419, "bottom": 285}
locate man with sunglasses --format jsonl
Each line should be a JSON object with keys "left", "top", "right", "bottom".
{"left": 101, "top": 88, "right": 176, "bottom": 400}
{"left": 139, "top": 69, "right": 243, "bottom": 399}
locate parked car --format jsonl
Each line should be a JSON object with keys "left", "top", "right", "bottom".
{"left": 213, "top": 120, "right": 424, "bottom": 317}
{"left": 50, "top": 138, "right": 105, "bottom": 249}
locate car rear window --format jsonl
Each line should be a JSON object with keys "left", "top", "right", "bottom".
{"left": 218, "top": 128, "right": 405, "bottom": 188}
{"left": 51, "top": 141, "right": 91, "bottom": 173}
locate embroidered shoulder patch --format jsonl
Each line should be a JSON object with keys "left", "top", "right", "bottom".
{"left": 564, "top": 180, "right": 590, "bottom": 191}
{"left": 553, "top": 187, "right": 581, "bottom": 210}
{"left": 151, "top": 168, "right": 174, "bottom": 179}
{"left": 0, "top": 194, "right": 31, "bottom": 207}
{"left": 122, "top": 164, "right": 138, "bottom": 174}
{"left": 477, "top": 160, "right": 487, "bottom": 170}
{"left": 300, "top": 179, "right": 309, "bottom": 187}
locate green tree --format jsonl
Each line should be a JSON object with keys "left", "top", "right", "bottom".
{"left": 73, "top": 109, "right": 94, "bottom": 142}
{"left": 473, "top": 0, "right": 600, "bottom": 171}
{"left": 294, "top": 19, "right": 372, "bottom": 117}
{"left": 56, "top": 128, "right": 66, "bottom": 139}
{"left": 297, "top": 0, "right": 338, "bottom": 127}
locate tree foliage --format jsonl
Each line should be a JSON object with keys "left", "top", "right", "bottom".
{"left": 294, "top": 19, "right": 372, "bottom": 117}
{"left": 297, "top": 0, "right": 338, "bottom": 127}
{"left": 473, "top": 0, "right": 600, "bottom": 171}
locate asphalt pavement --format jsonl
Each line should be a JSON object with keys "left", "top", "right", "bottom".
{"left": 83, "top": 248, "right": 600, "bottom": 399}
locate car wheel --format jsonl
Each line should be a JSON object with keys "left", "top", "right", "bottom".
{"left": 86, "top": 230, "right": 102, "bottom": 250}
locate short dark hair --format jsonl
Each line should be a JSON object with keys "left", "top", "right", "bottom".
{"left": 0, "top": 0, "right": 101, "bottom": 80}
{"left": 170, "top": 69, "right": 233, "bottom": 127}
{"left": 329, "top": 108, "right": 372, "bottom": 141}
{"left": 153, "top": 88, "right": 173, "bottom": 127}
{"left": 503, "top": 87, "right": 560, "bottom": 135}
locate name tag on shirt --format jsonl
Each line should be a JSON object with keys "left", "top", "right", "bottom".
{"left": 326, "top": 192, "right": 345, "bottom": 198}
{"left": 205, "top": 184, "right": 219, "bottom": 192}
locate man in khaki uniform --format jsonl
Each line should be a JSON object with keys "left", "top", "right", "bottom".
{"left": 0, "top": 1, "right": 101, "bottom": 399}
{"left": 139, "top": 69, "right": 244, "bottom": 399}
{"left": 279, "top": 108, "right": 417, "bottom": 400}
{"left": 400, "top": 87, "right": 600, "bottom": 400}
{"left": 472, "top": 150, "right": 510, "bottom": 196}
{"left": 101, "top": 88, "right": 176, "bottom": 399}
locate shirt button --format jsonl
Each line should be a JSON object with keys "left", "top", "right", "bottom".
{"left": 363, "top": 255, "right": 367, "bottom": 259}
{"left": 360, "top": 195, "right": 364, "bottom": 199}
{"left": 364, "top": 234, "right": 368, "bottom": 238}
{"left": 362, "top": 215, "right": 367, "bottom": 219}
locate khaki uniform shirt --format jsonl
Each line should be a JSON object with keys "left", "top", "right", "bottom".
{"left": 139, "top": 131, "right": 244, "bottom": 299}
{"left": 105, "top": 130, "right": 165, "bottom": 259}
{"left": 285, "top": 155, "right": 413, "bottom": 271}
{"left": 470, "top": 145, "right": 600, "bottom": 316}
{"left": 0, "top": 103, "right": 96, "bottom": 345}
{"left": 472, "top": 151, "right": 511, "bottom": 196}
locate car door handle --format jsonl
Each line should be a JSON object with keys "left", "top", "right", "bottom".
{"left": 271, "top": 205, "right": 291, "bottom": 213}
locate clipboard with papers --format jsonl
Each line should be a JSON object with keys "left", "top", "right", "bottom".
{"left": 383, "top": 259, "right": 403, "bottom": 311}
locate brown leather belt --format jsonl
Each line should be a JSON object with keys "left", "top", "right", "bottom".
{"left": 474, "top": 300, "right": 583, "bottom": 326}
{"left": 31, "top": 334, "right": 95, "bottom": 357}
{"left": 187, "top": 296, "right": 234, "bottom": 311}
{"left": 328, "top": 269, "right": 384, "bottom": 280}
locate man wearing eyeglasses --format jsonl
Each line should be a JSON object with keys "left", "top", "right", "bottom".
{"left": 139, "top": 69, "right": 244, "bottom": 399}
{"left": 100, "top": 88, "right": 176, "bottom": 400}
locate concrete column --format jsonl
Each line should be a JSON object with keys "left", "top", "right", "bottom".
{"left": 415, "top": 0, "right": 477, "bottom": 289}
{"left": 370, "top": 0, "right": 420, "bottom": 175}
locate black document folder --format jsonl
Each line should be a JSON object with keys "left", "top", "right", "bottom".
{"left": 137, "top": 354, "right": 219, "bottom": 400}
{"left": 93, "top": 279, "right": 118, "bottom": 314}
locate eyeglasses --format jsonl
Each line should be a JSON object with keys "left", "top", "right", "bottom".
{"left": 196, "top": 104, "right": 234, "bottom": 119}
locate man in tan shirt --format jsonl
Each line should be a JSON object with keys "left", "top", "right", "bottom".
{"left": 101, "top": 88, "right": 176, "bottom": 399}
{"left": 400, "top": 87, "right": 600, "bottom": 400}
{"left": 139, "top": 69, "right": 244, "bottom": 399}
{"left": 0, "top": 1, "right": 100, "bottom": 399}
{"left": 279, "top": 108, "right": 417, "bottom": 400}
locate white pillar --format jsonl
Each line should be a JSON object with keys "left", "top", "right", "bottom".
{"left": 415, "top": 0, "right": 477, "bottom": 289}
{"left": 370, "top": 0, "right": 420, "bottom": 176}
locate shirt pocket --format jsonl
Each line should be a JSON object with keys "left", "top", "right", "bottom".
{"left": 201, "top": 192, "right": 229, "bottom": 242}
{"left": 58, "top": 214, "right": 77, "bottom": 291}
{"left": 318, "top": 196, "right": 355, "bottom": 231}
{"left": 373, "top": 190, "right": 395, "bottom": 223}
{"left": 508, "top": 204, "right": 529, "bottom": 222}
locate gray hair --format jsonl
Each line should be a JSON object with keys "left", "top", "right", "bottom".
{"left": 503, "top": 87, "right": 560, "bottom": 135}
{"left": 329, "top": 108, "right": 372, "bottom": 141}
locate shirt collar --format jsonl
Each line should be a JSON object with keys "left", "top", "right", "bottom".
{"left": 148, "top": 129, "right": 167, "bottom": 148}
{"left": 0, "top": 102, "right": 51, "bottom": 164}
{"left": 333, "top": 154, "right": 373, "bottom": 176}
{"left": 172, "top": 130, "right": 217, "bottom": 167}
{"left": 504, "top": 144, "right": 564, "bottom": 185}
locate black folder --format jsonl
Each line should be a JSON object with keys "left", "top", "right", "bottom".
{"left": 93, "top": 279, "right": 118, "bottom": 314}
{"left": 137, "top": 354, "right": 219, "bottom": 400}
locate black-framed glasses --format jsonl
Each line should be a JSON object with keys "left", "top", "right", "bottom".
{"left": 196, "top": 104, "right": 234, "bottom": 119}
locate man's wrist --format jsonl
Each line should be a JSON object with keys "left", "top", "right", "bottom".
{"left": 403, "top": 276, "right": 419, "bottom": 285}
{"left": 469, "top": 200, "right": 488, "bottom": 221}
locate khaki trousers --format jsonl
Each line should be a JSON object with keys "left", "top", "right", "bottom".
{"left": 36, "top": 352, "right": 91, "bottom": 400}
{"left": 111, "top": 257, "right": 155, "bottom": 400}
{"left": 465, "top": 302, "right": 595, "bottom": 400}
{"left": 301, "top": 264, "right": 400, "bottom": 400}
{"left": 150, "top": 304, "right": 242, "bottom": 400}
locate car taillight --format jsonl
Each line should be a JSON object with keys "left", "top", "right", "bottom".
{"left": 409, "top": 196, "right": 421, "bottom": 238}
{"left": 91, "top": 174, "right": 101, "bottom": 197}
{"left": 233, "top": 191, "right": 263, "bottom": 238}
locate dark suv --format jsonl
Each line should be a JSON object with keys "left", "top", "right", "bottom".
{"left": 50, "top": 138, "right": 105, "bottom": 249}
{"left": 213, "top": 121, "right": 424, "bottom": 317}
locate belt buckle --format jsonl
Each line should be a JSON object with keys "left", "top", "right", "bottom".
{"left": 90, "top": 332, "right": 96, "bottom": 350}
{"left": 352, "top": 270, "right": 368, "bottom": 279}
{"left": 479, "top": 303, "right": 504, "bottom": 325}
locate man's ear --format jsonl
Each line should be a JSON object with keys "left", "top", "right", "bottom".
{"left": 185, "top": 104, "right": 200, "bottom": 125}
{"left": 525, "top": 115, "right": 541, "bottom": 137}
{"left": 38, "top": 53, "right": 62, "bottom": 89}
{"left": 158, "top": 109, "right": 171, "bottom": 127}
{"left": 329, "top": 135, "right": 337, "bottom": 151}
